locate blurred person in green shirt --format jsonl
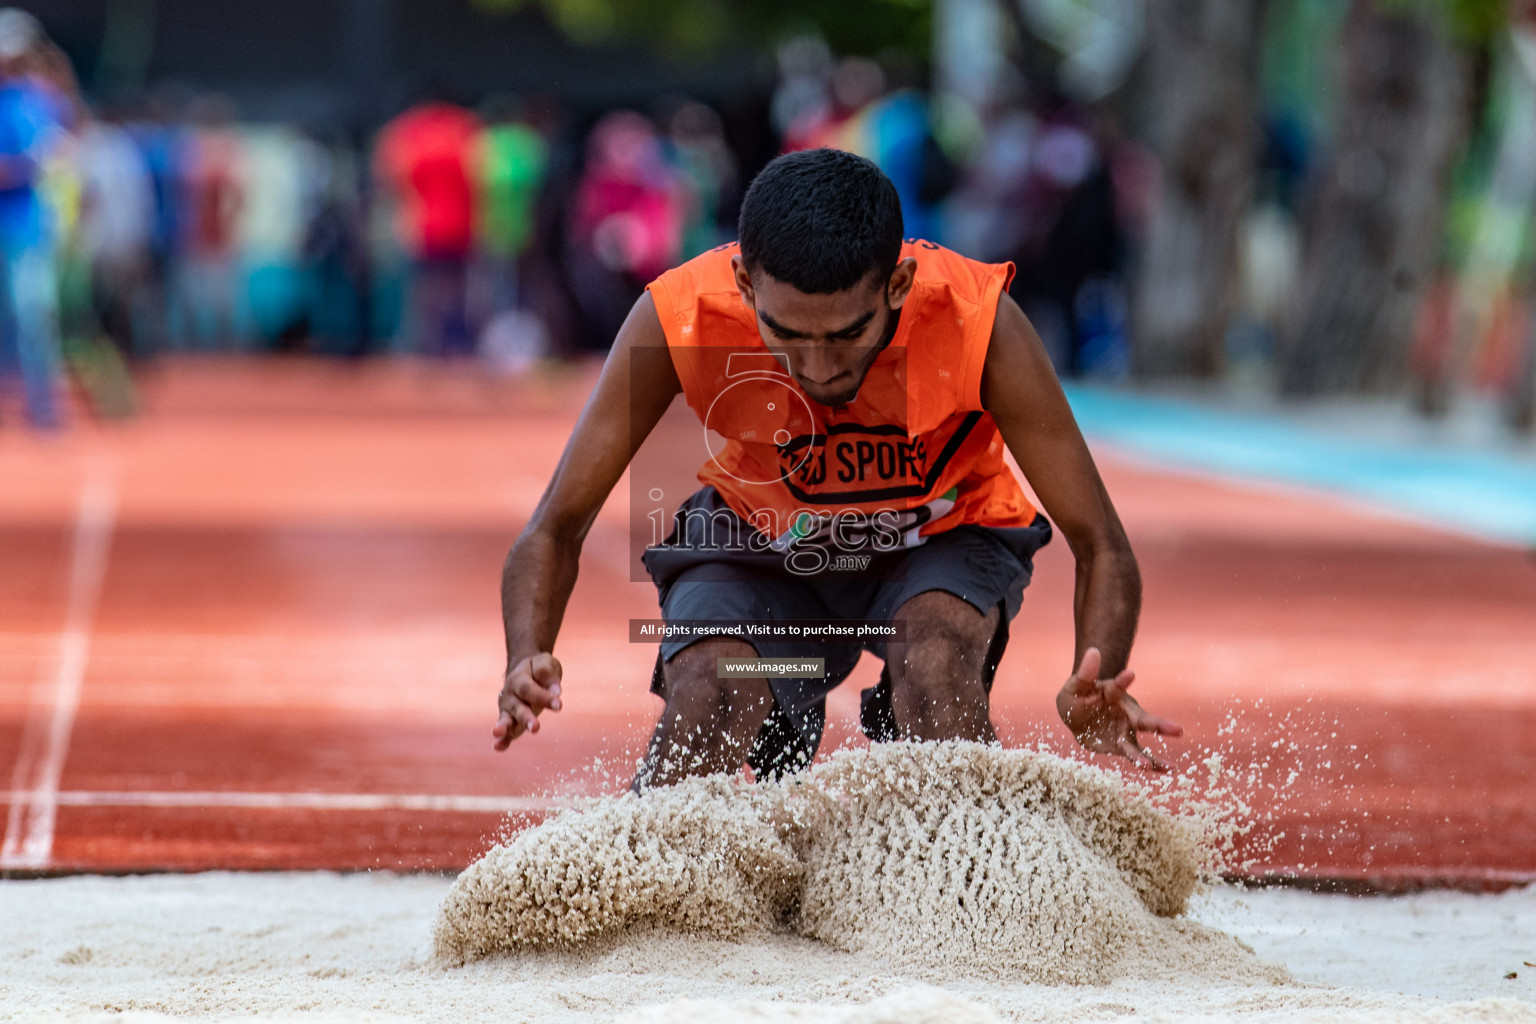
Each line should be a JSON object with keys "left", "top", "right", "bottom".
{"left": 472, "top": 96, "right": 548, "bottom": 371}
{"left": 476, "top": 96, "right": 546, "bottom": 271}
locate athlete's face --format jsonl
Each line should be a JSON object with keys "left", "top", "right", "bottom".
{"left": 733, "top": 255, "right": 917, "bottom": 408}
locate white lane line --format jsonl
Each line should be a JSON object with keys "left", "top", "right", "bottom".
{"left": 1, "top": 790, "right": 560, "bottom": 814}
{"left": 1, "top": 472, "right": 117, "bottom": 870}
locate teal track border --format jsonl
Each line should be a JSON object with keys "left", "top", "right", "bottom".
{"left": 1062, "top": 385, "right": 1536, "bottom": 549}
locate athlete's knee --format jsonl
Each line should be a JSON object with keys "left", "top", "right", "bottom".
{"left": 660, "top": 637, "right": 772, "bottom": 733}
{"left": 660, "top": 637, "right": 754, "bottom": 696}
{"left": 891, "top": 594, "right": 996, "bottom": 691}
{"left": 887, "top": 593, "right": 997, "bottom": 738}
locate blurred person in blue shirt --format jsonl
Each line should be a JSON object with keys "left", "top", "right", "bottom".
{"left": 0, "top": 9, "right": 67, "bottom": 429}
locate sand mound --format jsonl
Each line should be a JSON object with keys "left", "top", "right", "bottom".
{"left": 785, "top": 742, "right": 1202, "bottom": 981}
{"left": 435, "top": 742, "right": 1279, "bottom": 984}
{"left": 434, "top": 775, "right": 800, "bottom": 960}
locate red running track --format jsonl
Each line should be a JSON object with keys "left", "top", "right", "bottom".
{"left": 2, "top": 358, "right": 1534, "bottom": 887}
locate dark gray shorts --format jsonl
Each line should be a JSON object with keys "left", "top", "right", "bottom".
{"left": 641, "top": 486, "right": 1052, "bottom": 775}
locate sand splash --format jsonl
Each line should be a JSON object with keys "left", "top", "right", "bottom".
{"left": 433, "top": 775, "right": 799, "bottom": 954}
{"left": 435, "top": 742, "right": 1278, "bottom": 985}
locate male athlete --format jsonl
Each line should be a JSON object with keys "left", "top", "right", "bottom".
{"left": 492, "top": 148, "right": 1181, "bottom": 785}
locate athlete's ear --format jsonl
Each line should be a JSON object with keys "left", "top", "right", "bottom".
{"left": 731, "top": 255, "right": 756, "bottom": 310}
{"left": 886, "top": 257, "right": 918, "bottom": 310}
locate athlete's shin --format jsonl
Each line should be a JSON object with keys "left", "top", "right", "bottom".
{"left": 633, "top": 639, "right": 775, "bottom": 789}
{"left": 886, "top": 592, "right": 1000, "bottom": 743}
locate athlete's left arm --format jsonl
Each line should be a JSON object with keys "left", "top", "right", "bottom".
{"left": 981, "top": 292, "right": 1182, "bottom": 770}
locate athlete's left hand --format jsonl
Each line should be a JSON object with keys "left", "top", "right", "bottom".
{"left": 1056, "top": 647, "right": 1182, "bottom": 771}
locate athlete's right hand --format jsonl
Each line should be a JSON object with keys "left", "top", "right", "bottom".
{"left": 493, "top": 652, "right": 563, "bottom": 750}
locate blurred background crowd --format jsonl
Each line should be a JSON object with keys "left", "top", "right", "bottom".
{"left": 3, "top": 0, "right": 1536, "bottom": 435}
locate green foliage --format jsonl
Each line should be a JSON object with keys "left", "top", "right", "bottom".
{"left": 1442, "top": 0, "right": 1508, "bottom": 42}
{"left": 469, "top": 0, "right": 933, "bottom": 58}
{"left": 1375, "top": 0, "right": 1508, "bottom": 43}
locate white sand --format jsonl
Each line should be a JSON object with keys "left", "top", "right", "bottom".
{"left": 2, "top": 744, "right": 1533, "bottom": 1023}
{"left": 1, "top": 870, "right": 1534, "bottom": 1022}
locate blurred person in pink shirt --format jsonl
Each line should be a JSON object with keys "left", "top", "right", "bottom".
{"left": 567, "top": 110, "right": 684, "bottom": 348}
{"left": 376, "top": 95, "right": 481, "bottom": 357}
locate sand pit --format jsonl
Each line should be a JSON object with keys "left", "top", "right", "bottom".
{"left": 3, "top": 744, "right": 1535, "bottom": 1022}
{"left": 2, "top": 868, "right": 1535, "bottom": 1022}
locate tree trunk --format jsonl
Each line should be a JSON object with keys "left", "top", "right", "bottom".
{"left": 1130, "top": 0, "right": 1269, "bottom": 378}
{"left": 1277, "top": 0, "right": 1472, "bottom": 396}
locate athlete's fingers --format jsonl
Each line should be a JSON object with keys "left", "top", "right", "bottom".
{"left": 1118, "top": 737, "right": 1168, "bottom": 772}
{"left": 1140, "top": 742, "right": 1171, "bottom": 772}
{"left": 1073, "top": 647, "right": 1103, "bottom": 688}
{"left": 527, "top": 652, "right": 564, "bottom": 707}
{"left": 507, "top": 657, "right": 561, "bottom": 712}
{"left": 1120, "top": 737, "right": 1170, "bottom": 772}
{"left": 1122, "top": 697, "right": 1183, "bottom": 738}
{"left": 1096, "top": 672, "right": 1136, "bottom": 706}
{"left": 492, "top": 710, "right": 515, "bottom": 750}
{"left": 496, "top": 689, "right": 540, "bottom": 740}
{"left": 492, "top": 708, "right": 529, "bottom": 751}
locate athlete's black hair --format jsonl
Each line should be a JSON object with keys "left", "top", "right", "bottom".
{"left": 737, "top": 148, "right": 904, "bottom": 294}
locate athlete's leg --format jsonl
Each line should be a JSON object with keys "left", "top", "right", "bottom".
{"left": 634, "top": 637, "right": 776, "bottom": 789}
{"left": 884, "top": 590, "right": 1000, "bottom": 743}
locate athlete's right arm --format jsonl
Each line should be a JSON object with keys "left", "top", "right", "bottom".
{"left": 493, "top": 292, "right": 681, "bottom": 750}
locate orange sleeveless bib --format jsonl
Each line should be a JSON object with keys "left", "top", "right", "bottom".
{"left": 646, "top": 240, "right": 1037, "bottom": 550}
